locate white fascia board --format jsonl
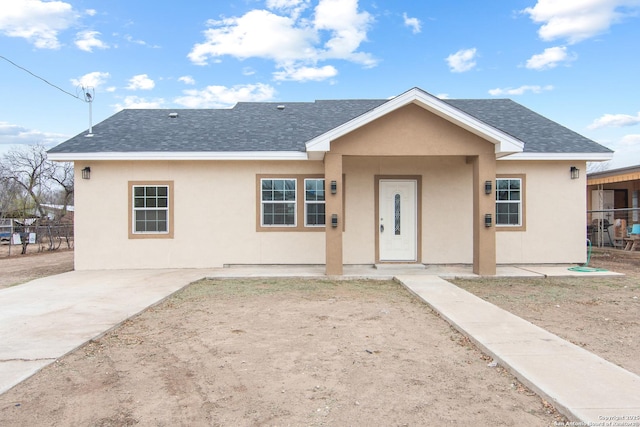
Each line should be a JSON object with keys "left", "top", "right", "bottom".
{"left": 305, "top": 87, "right": 524, "bottom": 155}
{"left": 499, "top": 152, "right": 614, "bottom": 161}
{"left": 47, "top": 151, "right": 309, "bottom": 162}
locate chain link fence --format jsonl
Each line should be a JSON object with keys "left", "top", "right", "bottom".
{"left": 0, "top": 221, "right": 74, "bottom": 255}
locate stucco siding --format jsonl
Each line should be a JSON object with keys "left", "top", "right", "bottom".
{"left": 73, "top": 160, "right": 327, "bottom": 270}
{"left": 342, "top": 156, "right": 473, "bottom": 264}
{"left": 496, "top": 160, "right": 587, "bottom": 264}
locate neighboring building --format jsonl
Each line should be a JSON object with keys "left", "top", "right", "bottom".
{"left": 48, "top": 88, "right": 612, "bottom": 274}
{"left": 587, "top": 165, "right": 640, "bottom": 247}
{"left": 40, "top": 204, "right": 75, "bottom": 223}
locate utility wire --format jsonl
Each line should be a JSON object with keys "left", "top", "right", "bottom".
{"left": 0, "top": 54, "right": 86, "bottom": 102}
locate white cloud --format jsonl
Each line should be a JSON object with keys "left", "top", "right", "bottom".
{"left": 188, "top": 10, "right": 316, "bottom": 65}
{"left": 124, "top": 34, "right": 160, "bottom": 48}
{"left": 187, "top": 0, "right": 376, "bottom": 81}
{"left": 75, "top": 30, "right": 109, "bottom": 52}
{"left": 70, "top": 71, "right": 110, "bottom": 89}
{"left": 446, "top": 48, "right": 477, "bottom": 73}
{"left": 597, "top": 134, "right": 640, "bottom": 169}
{"left": 488, "top": 85, "right": 554, "bottom": 96}
{"left": 436, "top": 93, "right": 450, "bottom": 99}
{"left": 314, "top": 0, "right": 375, "bottom": 65}
{"left": 523, "top": 0, "right": 640, "bottom": 44}
{"left": 273, "top": 65, "right": 338, "bottom": 81}
{"left": 178, "top": 75, "right": 196, "bottom": 85}
{"left": 0, "top": 121, "right": 68, "bottom": 147}
{"left": 0, "top": 0, "right": 78, "bottom": 49}
{"left": 588, "top": 112, "right": 640, "bottom": 129}
{"left": 525, "top": 46, "right": 576, "bottom": 70}
{"left": 621, "top": 134, "right": 640, "bottom": 144}
{"left": 113, "top": 96, "right": 166, "bottom": 111}
{"left": 403, "top": 13, "right": 421, "bottom": 34}
{"left": 85, "top": 9, "right": 97, "bottom": 17}
{"left": 174, "top": 83, "right": 276, "bottom": 108}
{"left": 266, "top": 0, "right": 310, "bottom": 19}
{"left": 126, "top": 74, "right": 155, "bottom": 90}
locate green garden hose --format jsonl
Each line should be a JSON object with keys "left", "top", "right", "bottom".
{"left": 568, "top": 239, "right": 608, "bottom": 272}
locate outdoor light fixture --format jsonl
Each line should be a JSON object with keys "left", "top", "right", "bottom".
{"left": 485, "top": 214, "right": 492, "bottom": 227}
{"left": 331, "top": 214, "right": 338, "bottom": 228}
{"left": 82, "top": 166, "right": 91, "bottom": 180}
{"left": 485, "top": 180, "right": 492, "bottom": 195}
{"left": 330, "top": 180, "right": 337, "bottom": 194}
{"left": 570, "top": 166, "right": 579, "bottom": 180}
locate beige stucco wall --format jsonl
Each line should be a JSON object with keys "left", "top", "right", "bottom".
{"left": 75, "top": 156, "right": 478, "bottom": 270}
{"left": 495, "top": 160, "right": 587, "bottom": 264}
{"left": 72, "top": 103, "right": 588, "bottom": 270}
{"left": 73, "top": 158, "right": 587, "bottom": 269}
{"left": 74, "top": 160, "right": 328, "bottom": 270}
{"left": 341, "top": 156, "right": 474, "bottom": 264}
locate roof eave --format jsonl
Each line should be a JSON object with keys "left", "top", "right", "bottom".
{"left": 499, "top": 152, "right": 614, "bottom": 161}
{"left": 47, "top": 151, "right": 309, "bottom": 162}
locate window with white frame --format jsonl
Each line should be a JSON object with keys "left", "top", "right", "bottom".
{"left": 132, "top": 185, "right": 170, "bottom": 234}
{"left": 496, "top": 178, "right": 521, "bottom": 226}
{"left": 304, "top": 178, "right": 325, "bottom": 226}
{"left": 261, "top": 178, "right": 296, "bottom": 226}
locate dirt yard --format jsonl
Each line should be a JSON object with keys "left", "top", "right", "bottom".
{"left": 452, "top": 250, "right": 640, "bottom": 377}
{"left": 0, "top": 245, "right": 74, "bottom": 288}
{"left": 0, "top": 249, "right": 637, "bottom": 426}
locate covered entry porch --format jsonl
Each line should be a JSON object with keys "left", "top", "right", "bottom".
{"left": 322, "top": 154, "right": 498, "bottom": 276}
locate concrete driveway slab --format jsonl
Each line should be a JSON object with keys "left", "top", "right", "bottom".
{"left": 0, "top": 269, "right": 217, "bottom": 395}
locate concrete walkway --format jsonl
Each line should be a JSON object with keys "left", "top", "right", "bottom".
{"left": 0, "top": 264, "right": 636, "bottom": 424}
{"left": 398, "top": 275, "right": 640, "bottom": 424}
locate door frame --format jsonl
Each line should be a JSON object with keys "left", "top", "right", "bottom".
{"left": 374, "top": 175, "right": 422, "bottom": 263}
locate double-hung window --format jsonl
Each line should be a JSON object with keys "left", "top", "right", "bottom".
{"left": 261, "top": 178, "right": 296, "bottom": 226}
{"left": 129, "top": 182, "right": 173, "bottom": 238}
{"left": 304, "top": 179, "right": 325, "bottom": 226}
{"left": 496, "top": 178, "right": 522, "bottom": 227}
{"left": 257, "top": 175, "right": 337, "bottom": 230}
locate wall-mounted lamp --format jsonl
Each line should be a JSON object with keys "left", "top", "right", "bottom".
{"left": 484, "top": 180, "right": 492, "bottom": 195}
{"left": 485, "top": 214, "right": 492, "bottom": 227}
{"left": 331, "top": 214, "right": 338, "bottom": 228}
{"left": 330, "top": 180, "right": 337, "bottom": 194}
{"left": 570, "top": 166, "right": 579, "bottom": 180}
{"left": 82, "top": 166, "right": 91, "bottom": 180}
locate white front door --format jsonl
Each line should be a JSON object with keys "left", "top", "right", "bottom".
{"left": 379, "top": 179, "right": 417, "bottom": 261}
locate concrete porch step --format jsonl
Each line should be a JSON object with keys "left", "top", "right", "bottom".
{"left": 374, "top": 263, "right": 425, "bottom": 270}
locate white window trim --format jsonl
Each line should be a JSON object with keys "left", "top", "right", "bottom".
{"left": 260, "top": 178, "right": 297, "bottom": 227}
{"left": 132, "top": 184, "right": 170, "bottom": 235}
{"left": 496, "top": 178, "right": 522, "bottom": 227}
{"left": 304, "top": 178, "right": 325, "bottom": 227}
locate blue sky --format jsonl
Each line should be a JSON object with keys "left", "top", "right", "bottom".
{"left": 1, "top": 0, "right": 639, "bottom": 169}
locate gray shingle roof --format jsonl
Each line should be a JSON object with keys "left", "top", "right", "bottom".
{"left": 48, "top": 97, "right": 611, "bottom": 155}
{"left": 444, "top": 99, "right": 611, "bottom": 153}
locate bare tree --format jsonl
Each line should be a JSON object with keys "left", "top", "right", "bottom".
{"left": 0, "top": 144, "right": 54, "bottom": 219}
{"left": 0, "top": 144, "right": 75, "bottom": 254}
{"left": 47, "top": 161, "right": 75, "bottom": 218}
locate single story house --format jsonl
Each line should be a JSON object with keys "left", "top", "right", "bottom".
{"left": 48, "top": 87, "right": 613, "bottom": 275}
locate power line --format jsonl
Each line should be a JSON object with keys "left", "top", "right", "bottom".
{"left": 0, "top": 54, "right": 85, "bottom": 102}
